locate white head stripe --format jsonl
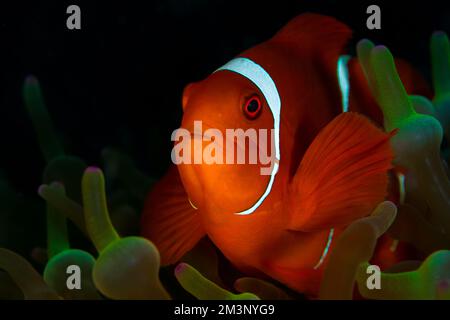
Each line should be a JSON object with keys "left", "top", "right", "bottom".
{"left": 214, "top": 57, "right": 281, "bottom": 215}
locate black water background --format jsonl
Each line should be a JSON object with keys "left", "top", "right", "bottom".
{"left": 0, "top": 0, "right": 449, "bottom": 263}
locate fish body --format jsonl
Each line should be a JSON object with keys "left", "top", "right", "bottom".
{"left": 141, "top": 14, "right": 426, "bottom": 296}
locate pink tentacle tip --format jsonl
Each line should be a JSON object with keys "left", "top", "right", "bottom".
{"left": 37, "top": 184, "right": 47, "bottom": 196}
{"left": 373, "top": 45, "right": 389, "bottom": 54}
{"left": 85, "top": 166, "right": 101, "bottom": 174}
{"left": 233, "top": 279, "right": 243, "bottom": 291}
{"left": 25, "top": 75, "right": 38, "bottom": 86}
{"left": 38, "top": 182, "right": 64, "bottom": 196}
{"left": 175, "top": 263, "right": 188, "bottom": 275}
{"left": 433, "top": 31, "right": 447, "bottom": 38}
{"left": 438, "top": 279, "right": 449, "bottom": 291}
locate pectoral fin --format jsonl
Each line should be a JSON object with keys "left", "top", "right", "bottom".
{"left": 288, "top": 112, "right": 393, "bottom": 232}
{"left": 141, "top": 166, "right": 205, "bottom": 266}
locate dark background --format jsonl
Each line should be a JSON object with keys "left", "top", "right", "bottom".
{"left": 0, "top": 0, "right": 449, "bottom": 256}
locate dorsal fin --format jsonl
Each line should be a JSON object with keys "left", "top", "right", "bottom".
{"left": 270, "top": 13, "right": 352, "bottom": 72}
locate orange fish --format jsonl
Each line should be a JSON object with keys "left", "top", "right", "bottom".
{"left": 141, "top": 14, "right": 418, "bottom": 296}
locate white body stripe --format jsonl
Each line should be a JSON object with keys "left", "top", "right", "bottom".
{"left": 313, "top": 228, "right": 334, "bottom": 269}
{"left": 215, "top": 57, "right": 281, "bottom": 215}
{"left": 337, "top": 55, "right": 351, "bottom": 112}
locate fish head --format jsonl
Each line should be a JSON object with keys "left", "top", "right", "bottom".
{"left": 175, "top": 69, "right": 278, "bottom": 221}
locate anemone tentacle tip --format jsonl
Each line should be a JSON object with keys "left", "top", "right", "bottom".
{"left": 49, "top": 181, "right": 64, "bottom": 188}
{"left": 381, "top": 200, "right": 397, "bottom": 211}
{"left": 37, "top": 184, "right": 47, "bottom": 195}
{"left": 85, "top": 166, "right": 102, "bottom": 174}
{"left": 433, "top": 30, "right": 447, "bottom": 38}
{"left": 175, "top": 263, "right": 188, "bottom": 275}
{"left": 24, "top": 75, "right": 38, "bottom": 85}
{"left": 358, "top": 38, "right": 372, "bottom": 46}
{"left": 373, "top": 45, "right": 389, "bottom": 53}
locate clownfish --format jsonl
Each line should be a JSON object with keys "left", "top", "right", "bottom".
{"left": 141, "top": 14, "right": 429, "bottom": 296}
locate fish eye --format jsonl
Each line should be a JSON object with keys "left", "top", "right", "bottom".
{"left": 243, "top": 96, "right": 262, "bottom": 120}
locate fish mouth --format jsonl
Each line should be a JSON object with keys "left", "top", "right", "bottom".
{"left": 180, "top": 121, "right": 264, "bottom": 156}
